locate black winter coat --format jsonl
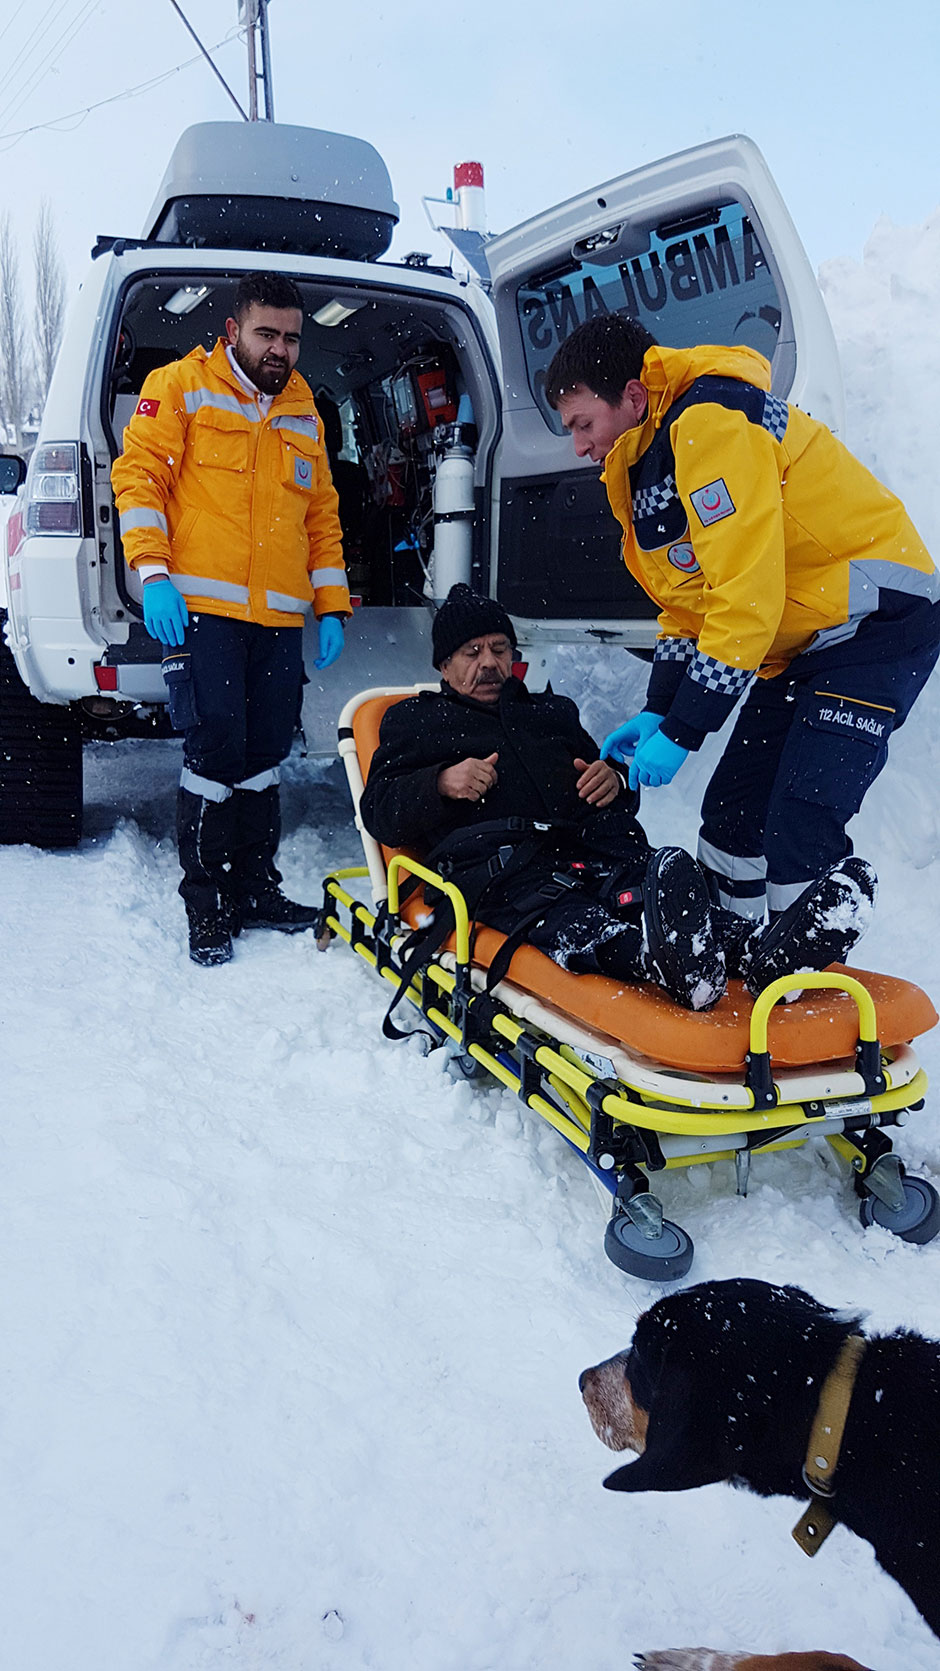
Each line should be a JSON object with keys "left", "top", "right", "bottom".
{"left": 359, "top": 676, "right": 649, "bottom": 869}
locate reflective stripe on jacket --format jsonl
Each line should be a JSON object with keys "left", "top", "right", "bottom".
{"left": 111, "top": 339, "right": 349, "bottom": 628}
{"left": 602, "top": 342, "right": 938, "bottom": 744}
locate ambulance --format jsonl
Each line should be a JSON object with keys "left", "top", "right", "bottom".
{"left": 0, "top": 121, "right": 842, "bottom": 845}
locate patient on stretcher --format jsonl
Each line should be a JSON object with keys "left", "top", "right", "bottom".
{"left": 359, "top": 585, "right": 876, "bottom": 1012}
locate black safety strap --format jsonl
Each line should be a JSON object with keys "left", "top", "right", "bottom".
{"left": 381, "top": 903, "right": 459, "bottom": 1041}
{"left": 379, "top": 821, "right": 565, "bottom": 1044}
{"left": 481, "top": 900, "right": 554, "bottom": 993}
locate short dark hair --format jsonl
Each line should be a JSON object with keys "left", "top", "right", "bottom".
{"left": 233, "top": 271, "right": 304, "bottom": 320}
{"left": 544, "top": 314, "right": 658, "bottom": 408}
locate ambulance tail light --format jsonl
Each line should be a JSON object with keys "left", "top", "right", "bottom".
{"left": 24, "top": 442, "right": 83, "bottom": 536}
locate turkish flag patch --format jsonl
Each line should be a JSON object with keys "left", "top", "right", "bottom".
{"left": 135, "top": 398, "right": 160, "bottom": 418}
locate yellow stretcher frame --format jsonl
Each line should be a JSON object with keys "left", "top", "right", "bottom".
{"left": 324, "top": 684, "right": 937, "bottom": 1276}
{"left": 319, "top": 861, "right": 927, "bottom": 1171}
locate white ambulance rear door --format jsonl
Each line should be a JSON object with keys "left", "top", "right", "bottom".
{"left": 477, "top": 134, "right": 843, "bottom": 637}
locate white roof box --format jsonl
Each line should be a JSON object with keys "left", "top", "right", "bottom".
{"left": 142, "top": 121, "right": 400, "bottom": 260}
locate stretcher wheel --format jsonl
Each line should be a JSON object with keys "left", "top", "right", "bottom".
{"left": 858, "top": 1175, "right": 940, "bottom": 1243}
{"left": 604, "top": 1211, "right": 693, "bottom": 1282}
{"left": 447, "top": 1049, "right": 488, "bottom": 1080}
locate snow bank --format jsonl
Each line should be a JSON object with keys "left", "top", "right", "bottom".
{"left": 820, "top": 210, "right": 940, "bottom": 552}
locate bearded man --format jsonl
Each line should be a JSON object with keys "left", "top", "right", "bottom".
{"left": 113, "top": 271, "right": 350, "bottom": 965}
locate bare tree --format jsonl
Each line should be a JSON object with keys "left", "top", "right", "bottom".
{"left": 33, "top": 200, "right": 65, "bottom": 404}
{"left": 0, "top": 214, "right": 25, "bottom": 450}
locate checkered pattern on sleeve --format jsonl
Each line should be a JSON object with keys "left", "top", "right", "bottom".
{"left": 761, "top": 392, "right": 789, "bottom": 441}
{"left": 654, "top": 637, "right": 695, "bottom": 664}
{"left": 632, "top": 472, "right": 678, "bottom": 520}
{"left": 688, "top": 648, "right": 753, "bottom": 697}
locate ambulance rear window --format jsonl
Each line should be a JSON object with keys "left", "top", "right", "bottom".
{"left": 517, "top": 199, "right": 785, "bottom": 433}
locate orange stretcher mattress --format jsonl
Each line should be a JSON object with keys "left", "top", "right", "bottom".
{"left": 354, "top": 695, "right": 938, "bottom": 1075}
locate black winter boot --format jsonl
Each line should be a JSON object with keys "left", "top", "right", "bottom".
{"left": 715, "top": 907, "right": 765, "bottom": 980}
{"left": 743, "top": 857, "right": 878, "bottom": 998}
{"left": 186, "top": 903, "right": 235, "bottom": 967}
{"left": 639, "top": 846, "right": 727, "bottom": 1011}
{"left": 177, "top": 788, "right": 239, "bottom": 966}
{"left": 239, "top": 888, "right": 320, "bottom": 932}
{"left": 232, "top": 784, "right": 319, "bottom": 933}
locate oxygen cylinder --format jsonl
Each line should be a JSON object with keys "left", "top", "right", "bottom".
{"left": 430, "top": 443, "right": 475, "bottom": 600}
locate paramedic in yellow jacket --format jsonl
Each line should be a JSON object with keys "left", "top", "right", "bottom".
{"left": 112, "top": 271, "right": 351, "bottom": 966}
{"left": 545, "top": 314, "right": 940, "bottom": 922}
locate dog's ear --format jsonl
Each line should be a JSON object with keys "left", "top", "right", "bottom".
{"left": 602, "top": 1362, "right": 729, "bottom": 1493}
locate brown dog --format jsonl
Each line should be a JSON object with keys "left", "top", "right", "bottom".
{"left": 581, "top": 1279, "right": 940, "bottom": 1669}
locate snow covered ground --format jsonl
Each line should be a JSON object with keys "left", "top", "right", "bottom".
{"left": 3, "top": 219, "right": 940, "bottom": 1671}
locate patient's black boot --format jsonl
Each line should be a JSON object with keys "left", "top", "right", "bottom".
{"left": 636, "top": 846, "right": 727, "bottom": 1011}
{"left": 743, "top": 857, "right": 877, "bottom": 998}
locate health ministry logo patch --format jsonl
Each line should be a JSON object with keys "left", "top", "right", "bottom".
{"left": 690, "top": 478, "right": 735, "bottom": 526}
{"left": 294, "top": 455, "right": 313, "bottom": 489}
{"left": 667, "top": 541, "right": 700, "bottom": 573}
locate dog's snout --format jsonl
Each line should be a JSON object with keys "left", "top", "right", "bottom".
{"left": 579, "top": 1352, "right": 647, "bottom": 1453}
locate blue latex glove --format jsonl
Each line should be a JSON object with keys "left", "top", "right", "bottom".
{"left": 600, "top": 710, "right": 663, "bottom": 763}
{"left": 629, "top": 730, "right": 689, "bottom": 791}
{"left": 143, "top": 577, "right": 188, "bottom": 647}
{"left": 315, "top": 615, "right": 345, "bottom": 670}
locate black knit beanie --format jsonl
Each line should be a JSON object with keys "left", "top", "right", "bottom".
{"left": 431, "top": 583, "right": 517, "bottom": 669}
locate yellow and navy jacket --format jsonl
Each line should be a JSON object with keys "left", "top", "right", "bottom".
{"left": 602, "top": 343, "right": 939, "bottom": 749}
{"left": 111, "top": 339, "right": 349, "bottom": 628}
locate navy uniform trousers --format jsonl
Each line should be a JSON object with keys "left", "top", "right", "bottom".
{"left": 164, "top": 612, "right": 305, "bottom": 914}
{"left": 697, "top": 630, "right": 939, "bottom": 920}
{"left": 170, "top": 612, "right": 304, "bottom": 790}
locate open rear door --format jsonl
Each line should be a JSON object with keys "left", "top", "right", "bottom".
{"left": 481, "top": 135, "right": 843, "bottom": 640}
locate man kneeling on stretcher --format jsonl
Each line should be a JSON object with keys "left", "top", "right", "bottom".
{"left": 359, "top": 585, "right": 875, "bottom": 1011}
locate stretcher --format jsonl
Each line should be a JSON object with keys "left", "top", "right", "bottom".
{"left": 318, "top": 685, "right": 940, "bottom": 1280}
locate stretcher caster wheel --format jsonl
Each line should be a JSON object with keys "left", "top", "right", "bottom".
{"left": 447, "top": 1049, "right": 487, "bottom": 1081}
{"left": 858, "top": 1175, "right": 940, "bottom": 1244}
{"left": 604, "top": 1208, "right": 693, "bottom": 1282}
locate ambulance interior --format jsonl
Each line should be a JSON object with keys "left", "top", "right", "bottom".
{"left": 106, "top": 273, "right": 497, "bottom": 615}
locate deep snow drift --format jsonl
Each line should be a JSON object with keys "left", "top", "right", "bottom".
{"left": 3, "top": 216, "right": 940, "bottom": 1671}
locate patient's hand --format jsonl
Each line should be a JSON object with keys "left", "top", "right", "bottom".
{"left": 574, "top": 757, "right": 621, "bottom": 808}
{"left": 438, "top": 752, "right": 499, "bottom": 801}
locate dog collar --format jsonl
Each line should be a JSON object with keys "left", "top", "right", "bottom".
{"left": 792, "top": 1333, "right": 867, "bottom": 1556}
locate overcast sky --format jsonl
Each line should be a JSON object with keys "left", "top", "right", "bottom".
{"left": 1, "top": 0, "right": 938, "bottom": 297}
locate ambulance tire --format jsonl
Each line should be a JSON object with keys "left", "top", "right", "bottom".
{"left": 0, "top": 612, "right": 83, "bottom": 848}
{"left": 604, "top": 1209, "right": 694, "bottom": 1282}
{"left": 858, "top": 1175, "right": 940, "bottom": 1244}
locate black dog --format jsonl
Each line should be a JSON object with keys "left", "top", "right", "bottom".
{"left": 580, "top": 1279, "right": 940, "bottom": 1644}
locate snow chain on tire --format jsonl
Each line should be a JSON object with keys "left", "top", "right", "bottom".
{"left": 0, "top": 611, "right": 83, "bottom": 847}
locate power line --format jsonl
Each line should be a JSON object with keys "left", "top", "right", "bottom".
{"left": 0, "top": 31, "right": 242, "bottom": 152}
{"left": 0, "top": 0, "right": 99, "bottom": 136}
{"left": 0, "top": 0, "right": 78, "bottom": 110}
{"left": 166, "top": 0, "right": 249, "bottom": 122}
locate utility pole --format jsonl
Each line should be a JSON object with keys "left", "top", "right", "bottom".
{"left": 258, "top": 1, "right": 275, "bottom": 120}
{"left": 238, "top": 0, "right": 275, "bottom": 120}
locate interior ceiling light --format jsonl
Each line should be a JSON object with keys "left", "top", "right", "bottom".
{"left": 312, "top": 299, "right": 363, "bottom": 328}
{"left": 164, "top": 285, "right": 211, "bottom": 316}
